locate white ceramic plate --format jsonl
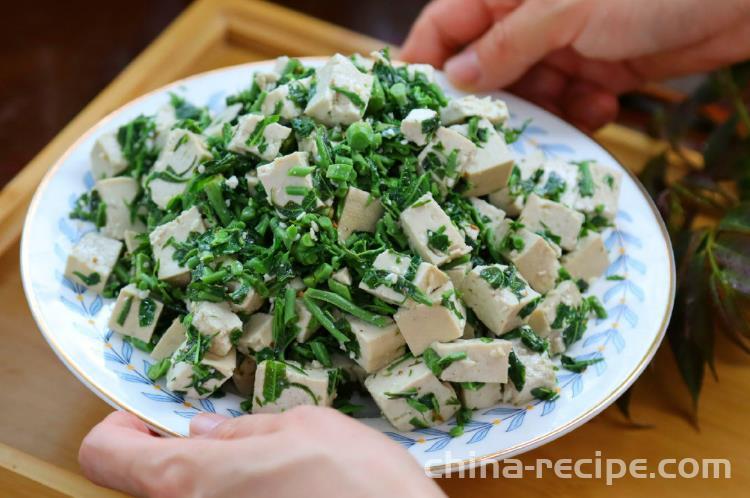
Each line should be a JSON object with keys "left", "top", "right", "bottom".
{"left": 21, "top": 58, "right": 675, "bottom": 473}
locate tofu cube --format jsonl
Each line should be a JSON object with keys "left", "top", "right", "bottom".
{"left": 261, "top": 77, "right": 312, "bottom": 120}
{"left": 451, "top": 119, "right": 516, "bottom": 196}
{"left": 149, "top": 130, "right": 211, "bottom": 209}
{"left": 304, "top": 53, "right": 374, "bottom": 126}
{"left": 394, "top": 282, "right": 465, "bottom": 355}
{"left": 167, "top": 345, "right": 236, "bottom": 399}
{"left": 296, "top": 129, "right": 319, "bottom": 160}
{"left": 227, "top": 282, "right": 265, "bottom": 314}
{"left": 107, "top": 284, "right": 164, "bottom": 343}
{"left": 458, "top": 264, "right": 540, "bottom": 335}
{"left": 406, "top": 63, "right": 437, "bottom": 83}
{"left": 440, "top": 95, "right": 509, "bottom": 126}
{"left": 469, "top": 197, "right": 506, "bottom": 230}
{"left": 561, "top": 232, "right": 610, "bottom": 282}
{"left": 331, "top": 267, "right": 352, "bottom": 285}
{"left": 149, "top": 206, "right": 206, "bottom": 285}
{"left": 417, "top": 127, "right": 476, "bottom": 191}
{"left": 237, "top": 312, "right": 274, "bottom": 355}
{"left": 444, "top": 262, "right": 472, "bottom": 290}
{"left": 203, "top": 103, "right": 242, "bottom": 137}
{"left": 252, "top": 360, "right": 336, "bottom": 413}
{"left": 520, "top": 194, "right": 584, "bottom": 251}
{"left": 232, "top": 356, "right": 257, "bottom": 396}
{"left": 123, "top": 230, "right": 145, "bottom": 254}
{"left": 399, "top": 193, "right": 471, "bottom": 266}
{"left": 256, "top": 151, "right": 313, "bottom": 207}
{"left": 527, "top": 281, "right": 582, "bottom": 354}
{"left": 364, "top": 358, "right": 459, "bottom": 431}
{"left": 430, "top": 338, "right": 513, "bottom": 383}
{"left": 502, "top": 341, "right": 557, "bottom": 405}
{"left": 534, "top": 158, "right": 580, "bottom": 207}
{"left": 459, "top": 382, "right": 502, "bottom": 410}
{"left": 90, "top": 132, "right": 128, "bottom": 179}
{"left": 191, "top": 301, "right": 243, "bottom": 356}
{"left": 64, "top": 232, "right": 122, "bottom": 293}
{"left": 228, "top": 113, "right": 292, "bottom": 162}
{"left": 151, "top": 318, "right": 186, "bottom": 360}
{"left": 572, "top": 162, "right": 622, "bottom": 221}
{"left": 294, "top": 298, "right": 320, "bottom": 343}
{"left": 153, "top": 103, "right": 178, "bottom": 148}
{"left": 495, "top": 219, "right": 561, "bottom": 294}
{"left": 245, "top": 171, "right": 260, "bottom": 195}
{"left": 400, "top": 108, "right": 438, "bottom": 146}
{"left": 346, "top": 315, "right": 406, "bottom": 373}
{"left": 358, "top": 250, "right": 449, "bottom": 305}
{"left": 488, "top": 151, "right": 546, "bottom": 216}
{"left": 337, "top": 187, "right": 384, "bottom": 241}
{"left": 94, "top": 177, "right": 145, "bottom": 240}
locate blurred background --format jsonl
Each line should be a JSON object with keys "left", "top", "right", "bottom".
{"left": 0, "top": 0, "right": 434, "bottom": 187}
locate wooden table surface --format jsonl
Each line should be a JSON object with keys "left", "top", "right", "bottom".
{"left": 0, "top": 0, "right": 747, "bottom": 496}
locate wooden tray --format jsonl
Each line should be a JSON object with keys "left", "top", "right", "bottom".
{"left": 1, "top": 1, "right": 747, "bottom": 496}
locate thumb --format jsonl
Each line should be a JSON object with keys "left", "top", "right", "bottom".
{"left": 445, "top": 0, "right": 592, "bottom": 91}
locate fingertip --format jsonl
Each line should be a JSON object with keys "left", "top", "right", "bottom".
{"left": 445, "top": 49, "right": 481, "bottom": 89}
{"left": 190, "top": 413, "right": 228, "bottom": 437}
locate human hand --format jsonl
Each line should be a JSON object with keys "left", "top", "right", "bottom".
{"left": 402, "top": 0, "right": 750, "bottom": 131}
{"left": 78, "top": 408, "right": 445, "bottom": 498}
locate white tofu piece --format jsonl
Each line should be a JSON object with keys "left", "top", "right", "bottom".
{"left": 527, "top": 280, "right": 582, "bottom": 354}
{"left": 458, "top": 264, "right": 540, "bottom": 335}
{"left": 431, "top": 338, "right": 513, "bottom": 383}
{"left": 90, "top": 132, "right": 127, "bottom": 179}
{"left": 228, "top": 113, "right": 291, "bottom": 162}
{"left": 417, "top": 127, "right": 476, "bottom": 191}
{"left": 394, "top": 282, "right": 465, "bottom": 355}
{"left": 294, "top": 298, "right": 320, "bottom": 343}
{"left": 331, "top": 267, "right": 352, "bottom": 285}
{"left": 191, "top": 301, "right": 243, "bottom": 356}
{"left": 495, "top": 220, "right": 561, "bottom": 294}
{"left": 450, "top": 118, "right": 516, "bottom": 196}
{"left": 123, "top": 230, "right": 144, "bottom": 254}
{"left": 534, "top": 158, "right": 579, "bottom": 208}
{"left": 64, "top": 232, "right": 122, "bottom": 293}
{"left": 337, "top": 187, "right": 383, "bottom": 241}
{"left": 203, "top": 103, "right": 242, "bottom": 137}
{"left": 107, "top": 284, "right": 164, "bottom": 343}
{"left": 469, "top": 197, "right": 506, "bottom": 230}
{"left": 245, "top": 171, "right": 260, "bottom": 195}
{"left": 462, "top": 321, "right": 476, "bottom": 339}
{"left": 572, "top": 162, "right": 622, "bottom": 221}
{"left": 149, "top": 206, "right": 206, "bottom": 285}
{"left": 167, "top": 345, "right": 236, "bottom": 399}
{"left": 256, "top": 151, "right": 313, "bottom": 207}
{"left": 400, "top": 108, "right": 438, "bottom": 146}
{"left": 365, "top": 357, "right": 459, "bottom": 431}
{"left": 406, "top": 63, "right": 437, "bottom": 83}
{"left": 440, "top": 95, "right": 509, "bottom": 126}
{"left": 444, "top": 262, "right": 472, "bottom": 289}
{"left": 261, "top": 77, "right": 312, "bottom": 120}
{"left": 488, "top": 151, "right": 545, "bottom": 216}
{"left": 346, "top": 315, "right": 406, "bottom": 373}
{"left": 520, "top": 194, "right": 585, "bottom": 251}
{"left": 227, "top": 282, "right": 265, "bottom": 314}
{"left": 232, "top": 356, "right": 257, "bottom": 396}
{"left": 154, "top": 103, "right": 178, "bottom": 148}
{"left": 399, "top": 193, "right": 471, "bottom": 266}
{"left": 150, "top": 318, "right": 186, "bottom": 361}
{"left": 351, "top": 53, "right": 374, "bottom": 71}
{"left": 358, "top": 250, "right": 449, "bottom": 305}
{"left": 304, "top": 53, "right": 374, "bottom": 126}
{"left": 459, "top": 382, "right": 502, "bottom": 410}
{"left": 236, "top": 312, "right": 274, "bottom": 355}
{"left": 94, "top": 177, "right": 144, "bottom": 240}
{"left": 561, "top": 232, "right": 610, "bottom": 282}
{"left": 296, "top": 129, "right": 318, "bottom": 160}
{"left": 252, "top": 360, "right": 336, "bottom": 413}
{"left": 149, "top": 129, "right": 211, "bottom": 209}
{"left": 502, "top": 341, "right": 557, "bottom": 405}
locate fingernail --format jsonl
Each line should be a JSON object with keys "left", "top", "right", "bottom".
{"left": 190, "top": 413, "right": 227, "bottom": 436}
{"left": 445, "top": 49, "right": 480, "bottom": 87}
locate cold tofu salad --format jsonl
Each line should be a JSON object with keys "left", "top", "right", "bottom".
{"left": 64, "top": 50, "right": 621, "bottom": 434}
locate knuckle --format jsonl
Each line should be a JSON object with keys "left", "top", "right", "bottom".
{"left": 137, "top": 449, "right": 199, "bottom": 498}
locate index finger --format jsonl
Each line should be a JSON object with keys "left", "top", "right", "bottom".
{"left": 401, "top": 0, "right": 521, "bottom": 66}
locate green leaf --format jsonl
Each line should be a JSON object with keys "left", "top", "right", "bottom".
{"left": 262, "top": 360, "right": 288, "bottom": 404}
{"left": 508, "top": 351, "right": 525, "bottom": 392}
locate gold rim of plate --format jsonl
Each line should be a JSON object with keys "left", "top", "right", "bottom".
{"left": 20, "top": 57, "right": 677, "bottom": 475}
